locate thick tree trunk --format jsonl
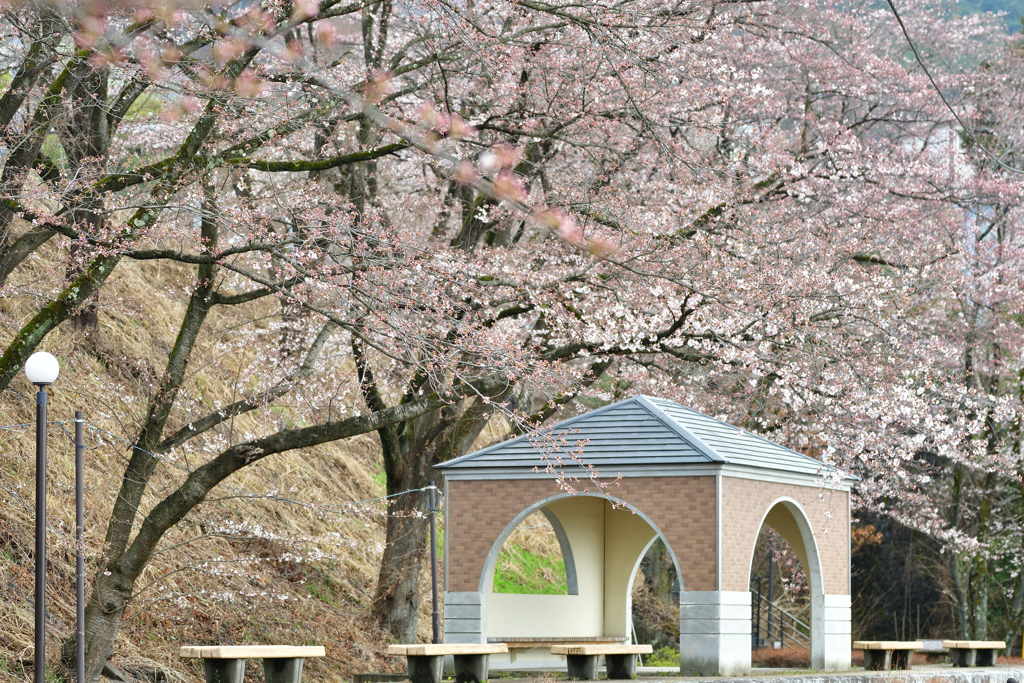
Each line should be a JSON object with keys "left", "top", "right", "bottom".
{"left": 376, "top": 489, "right": 432, "bottom": 641}
{"left": 972, "top": 471, "right": 994, "bottom": 639}
{"left": 642, "top": 540, "right": 674, "bottom": 602}
{"left": 60, "top": 566, "right": 133, "bottom": 683}
{"left": 368, "top": 399, "right": 493, "bottom": 641}
{"left": 949, "top": 463, "right": 971, "bottom": 639}
{"left": 1011, "top": 552, "right": 1024, "bottom": 656}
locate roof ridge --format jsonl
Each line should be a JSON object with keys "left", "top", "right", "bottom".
{"left": 435, "top": 394, "right": 849, "bottom": 480}
{"left": 662, "top": 401, "right": 829, "bottom": 470}
{"left": 634, "top": 396, "right": 724, "bottom": 463}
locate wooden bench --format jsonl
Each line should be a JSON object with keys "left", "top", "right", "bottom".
{"left": 180, "top": 645, "right": 325, "bottom": 683}
{"left": 487, "top": 637, "right": 626, "bottom": 664}
{"left": 387, "top": 643, "right": 507, "bottom": 683}
{"left": 852, "top": 641, "right": 923, "bottom": 670}
{"left": 942, "top": 640, "right": 1006, "bottom": 667}
{"left": 550, "top": 644, "right": 653, "bottom": 680}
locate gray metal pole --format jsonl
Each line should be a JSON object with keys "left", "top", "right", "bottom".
{"left": 34, "top": 386, "right": 47, "bottom": 683}
{"left": 429, "top": 484, "right": 440, "bottom": 644}
{"left": 766, "top": 537, "right": 774, "bottom": 645}
{"left": 75, "top": 411, "right": 85, "bottom": 683}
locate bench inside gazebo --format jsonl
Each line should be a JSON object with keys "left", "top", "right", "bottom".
{"left": 435, "top": 395, "right": 854, "bottom": 675}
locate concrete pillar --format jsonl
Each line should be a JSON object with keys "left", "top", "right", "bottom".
{"left": 812, "top": 594, "right": 851, "bottom": 670}
{"left": 444, "top": 591, "right": 486, "bottom": 644}
{"left": 678, "top": 591, "right": 751, "bottom": 676}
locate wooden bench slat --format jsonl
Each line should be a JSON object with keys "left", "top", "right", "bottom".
{"left": 550, "top": 644, "right": 653, "bottom": 656}
{"left": 941, "top": 641, "right": 1005, "bottom": 649}
{"left": 180, "top": 645, "right": 325, "bottom": 660}
{"left": 387, "top": 644, "right": 507, "bottom": 656}
{"left": 852, "top": 641, "right": 924, "bottom": 650}
{"left": 488, "top": 637, "right": 624, "bottom": 644}
{"left": 488, "top": 637, "right": 626, "bottom": 650}
{"left": 509, "top": 642, "right": 620, "bottom": 650}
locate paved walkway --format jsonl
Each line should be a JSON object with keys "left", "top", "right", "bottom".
{"left": 488, "top": 665, "right": 1024, "bottom": 683}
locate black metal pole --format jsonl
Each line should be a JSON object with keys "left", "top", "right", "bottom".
{"left": 34, "top": 386, "right": 47, "bottom": 683}
{"left": 429, "top": 483, "right": 440, "bottom": 644}
{"left": 766, "top": 537, "right": 774, "bottom": 645}
{"left": 755, "top": 576, "right": 762, "bottom": 649}
{"left": 76, "top": 411, "right": 85, "bottom": 683}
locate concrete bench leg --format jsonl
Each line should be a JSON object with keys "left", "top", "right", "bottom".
{"left": 976, "top": 649, "right": 996, "bottom": 667}
{"left": 951, "top": 648, "right": 977, "bottom": 667}
{"left": 407, "top": 655, "right": 444, "bottom": 683}
{"left": 566, "top": 654, "right": 599, "bottom": 680}
{"left": 605, "top": 654, "right": 638, "bottom": 680}
{"left": 863, "top": 650, "right": 890, "bottom": 671}
{"left": 203, "top": 659, "right": 245, "bottom": 683}
{"left": 890, "top": 650, "right": 911, "bottom": 670}
{"left": 265, "top": 657, "right": 304, "bottom": 683}
{"left": 453, "top": 654, "right": 489, "bottom": 683}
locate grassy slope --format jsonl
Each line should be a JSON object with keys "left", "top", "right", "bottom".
{"left": 492, "top": 512, "right": 567, "bottom": 595}
{"left": 0, "top": 239, "right": 424, "bottom": 682}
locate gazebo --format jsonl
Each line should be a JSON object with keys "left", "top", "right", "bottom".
{"left": 435, "top": 395, "right": 853, "bottom": 675}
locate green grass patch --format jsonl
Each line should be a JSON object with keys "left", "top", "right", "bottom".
{"left": 645, "top": 646, "right": 679, "bottom": 667}
{"left": 493, "top": 544, "right": 567, "bottom": 594}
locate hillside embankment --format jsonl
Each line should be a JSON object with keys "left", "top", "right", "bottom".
{"left": 0, "top": 249, "right": 432, "bottom": 682}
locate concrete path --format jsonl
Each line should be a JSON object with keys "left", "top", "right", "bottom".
{"left": 487, "top": 665, "right": 1024, "bottom": 683}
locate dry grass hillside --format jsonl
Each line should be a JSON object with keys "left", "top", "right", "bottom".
{"left": 0, "top": 237, "right": 441, "bottom": 682}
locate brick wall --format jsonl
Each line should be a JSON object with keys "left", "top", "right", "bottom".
{"left": 445, "top": 476, "right": 718, "bottom": 592}
{"left": 720, "top": 476, "right": 849, "bottom": 595}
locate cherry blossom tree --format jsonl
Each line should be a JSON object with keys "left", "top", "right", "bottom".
{"left": 2, "top": 0, "right": 1024, "bottom": 677}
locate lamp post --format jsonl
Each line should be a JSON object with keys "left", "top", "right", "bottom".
{"left": 26, "top": 352, "right": 59, "bottom": 683}
{"left": 428, "top": 483, "right": 440, "bottom": 644}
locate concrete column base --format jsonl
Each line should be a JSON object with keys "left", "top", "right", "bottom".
{"left": 566, "top": 654, "right": 599, "bottom": 680}
{"left": 264, "top": 658, "right": 304, "bottom": 683}
{"left": 863, "top": 649, "right": 890, "bottom": 671}
{"left": 605, "top": 654, "right": 638, "bottom": 679}
{"left": 443, "top": 592, "right": 486, "bottom": 645}
{"left": 203, "top": 659, "right": 245, "bottom": 683}
{"left": 951, "top": 648, "right": 997, "bottom": 667}
{"left": 453, "top": 654, "right": 490, "bottom": 683}
{"left": 679, "top": 591, "right": 751, "bottom": 676}
{"left": 812, "top": 594, "right": 851, "bottom": 670}
{"left": 408, "top": 655, "right": 444, "bottom": 683}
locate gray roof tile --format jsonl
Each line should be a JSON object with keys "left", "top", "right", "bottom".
{"left": 435, "top": 395, "right": 832, "bottom": 477}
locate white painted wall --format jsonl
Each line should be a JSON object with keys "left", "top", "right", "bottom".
{"left": 486, "top": 496, "right": 606, "bottom": 637}
{"left": 604, "top": 505, "right": 657, "bottom": 638}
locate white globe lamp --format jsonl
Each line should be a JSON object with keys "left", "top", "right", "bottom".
{"left": 25, "top": 352, "right": 60, "bottom": 385}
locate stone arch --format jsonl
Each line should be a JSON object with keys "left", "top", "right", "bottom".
{"left": 748, "top": 497, "right": 827, "bottom": 669}
{"left": 479, "top": 492, "right": 683, "bottom": 594}
{"left": 480, "top": 492, "right": 683, "bottom": 641}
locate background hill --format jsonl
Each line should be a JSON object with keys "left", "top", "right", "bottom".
{"left": 0, "top": 252, "right": 421, "bottom": 682}
{"left": 959, "top": 0, "right": 1024, "bottom": 29}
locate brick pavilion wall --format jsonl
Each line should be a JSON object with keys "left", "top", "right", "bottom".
{"left": 445, "top": 476, "right": 718, "bottom": 593}
{"left": 720, "top": 476, "right": 849, "bottom": 594}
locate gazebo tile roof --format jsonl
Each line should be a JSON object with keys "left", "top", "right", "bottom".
{"left": 435, "top": 395, "right": 834, "bottom": 478}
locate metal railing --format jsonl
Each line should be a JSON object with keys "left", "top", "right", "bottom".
{"left": 751, "top": 588, "right": 810, "bottom": 651}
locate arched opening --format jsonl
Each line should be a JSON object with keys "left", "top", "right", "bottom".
{"left": 749, "top": 527, "right": 811, "bottom": 667}
{"left": 747, "top": 499, "right": 825, "bottom": 670}
{"left": 631, "top": 538, "right": 681, "bottom": 666}
{"left": 492, "top": 510, "right": 574, "bottom": 595}
{"left": 480, "top": 493, "right": 682, "bottom": 668}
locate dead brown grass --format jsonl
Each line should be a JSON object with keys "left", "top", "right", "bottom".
{"left": 750, "top": 646, "right": 809, "bottom": 669}
{"left": 0, "top": 242, "right": 426, "bottom": 681}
